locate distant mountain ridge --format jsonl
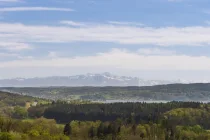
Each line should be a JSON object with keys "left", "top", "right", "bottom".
{"left": 0, "top": 72, "right": 208, "bottom": 87}
{"left": 2, "top": 83, "right": 210, "bottom": 101}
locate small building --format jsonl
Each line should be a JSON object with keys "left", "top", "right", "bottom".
{"left": 31, "top": 101, "right": 38, "bottom": 107}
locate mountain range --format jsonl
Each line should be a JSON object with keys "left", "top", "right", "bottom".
{"left": 0, "top": 72, "right": 208, "bottom": 87}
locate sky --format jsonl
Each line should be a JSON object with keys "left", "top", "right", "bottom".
{"left": 1, "top": 0, "right": 210, "bottom": 81}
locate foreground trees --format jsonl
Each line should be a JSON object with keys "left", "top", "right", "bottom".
{"left": 62, "top": 120, "right": 210, "bottom": 140}
{"left": 0, "top": 117, "right": 69, "bottom": 140}
{"left": 2, "top": 98, "right": 210, "bottom": 140}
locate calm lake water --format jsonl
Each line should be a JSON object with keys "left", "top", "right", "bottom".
{"left": 93, "top": 100, "right": 169, "bottom": 103}
{"left": 93, "top": 100, "right": 210, "bottom": 103}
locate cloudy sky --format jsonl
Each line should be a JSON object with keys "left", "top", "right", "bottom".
{"left": 0, "top": 0, "right": 210, "bottom": 81}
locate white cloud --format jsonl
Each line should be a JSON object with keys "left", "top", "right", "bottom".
{"left": 60, "top": 20, "right": 144, "bottom": 27}
{"left": 17, "top": 55, "right": 33, "bottom": 59}
{"left": 54, "top": 0, "right": 75, "bottom": 4}
{"left": 108, "top": 21, "right": 144, "bottom": 26}
{"left": 168, "top": 0, "right": 183, "bottom": 2}
{"left": 1, "top": 48, "right": 210, "bottom": 72}
{"left": 0, "top": 52, "right": 18, "bottom": 57}
{"left": 205, "top": 21, "right": 210, "bottom": 25}
{"left": 48, "top": 51, "right": 58, "bottom": 58}
{"left": 0, "top": 52, "right": 33, "bottom": 59}
{"left": 0, "top": 42, "right": 32, "bottom": 51}
{"left": 0, "top": 7, "right": 74, "bottom": 12}
{"left": 60, "top": 21, "right": 86, "bottom": 27}
{"left": 203, "top": 10, "right": 210, "bottom": 15}
{"left": 0, "top": 0, "right": 20, "bottom": 2}
{"left": 1, "top": 22, "right": 210, "bottom": 47}
{"left": 138, "top": 48, "right": 176, "bottom": 55}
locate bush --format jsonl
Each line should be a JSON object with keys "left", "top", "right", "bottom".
{"left": 0, "top": 132, "right": 13, "bottom": 140}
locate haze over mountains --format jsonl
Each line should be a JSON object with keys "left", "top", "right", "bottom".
{"left": 0, "top": 72, "right": 208, "bottom": 87}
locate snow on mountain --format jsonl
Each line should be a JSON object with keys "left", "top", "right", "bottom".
{"left": 0, "top": 72, "right": 208, "bottom": 87}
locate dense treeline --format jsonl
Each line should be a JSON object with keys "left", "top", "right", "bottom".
{"left": 41, "top": 102, "right": 203, "bottom": 124}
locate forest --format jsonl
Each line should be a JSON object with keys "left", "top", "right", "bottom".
{"left": 1, "top": 91, "right": 210, "bottom": 139}
{"left": 2, "top": 83, "right": 210, "bottom": 101}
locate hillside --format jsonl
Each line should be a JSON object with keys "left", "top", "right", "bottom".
{"left": 1, "top": 83, "right": 210, "bottom": 101}
{"left": 0, "top": 91, "right": 49, "bottom": 117}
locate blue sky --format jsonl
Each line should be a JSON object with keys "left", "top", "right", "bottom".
{"left": 1, "top": 0, "right": 210, "bottom": 81}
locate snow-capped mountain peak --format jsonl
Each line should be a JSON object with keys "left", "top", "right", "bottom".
{"left": 0, "top": 72, "right": 208, "bottom": 87}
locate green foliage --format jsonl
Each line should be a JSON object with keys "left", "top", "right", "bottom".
{"left": 163, "top": 108, "right": 210, "bottom": 128}
{"left": 3, "top": 90, "right": 210, "bottom": 139}
{"left": 43, "top": 101, "right": 201, "bottom": 124}
{"left": 4, "top": 83, "right": 210, "bottom": 101}
{"left": 13, "top": 106, "right": 28, "bottom": 119}
{"left": 0, "top": 132, "right": 13, "bottom": 140}
{"left": 0, "top": 117, "right": 69, "bottom": 140}
{"left": 0, "top": 91, "right": 49, "bottom": 118}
